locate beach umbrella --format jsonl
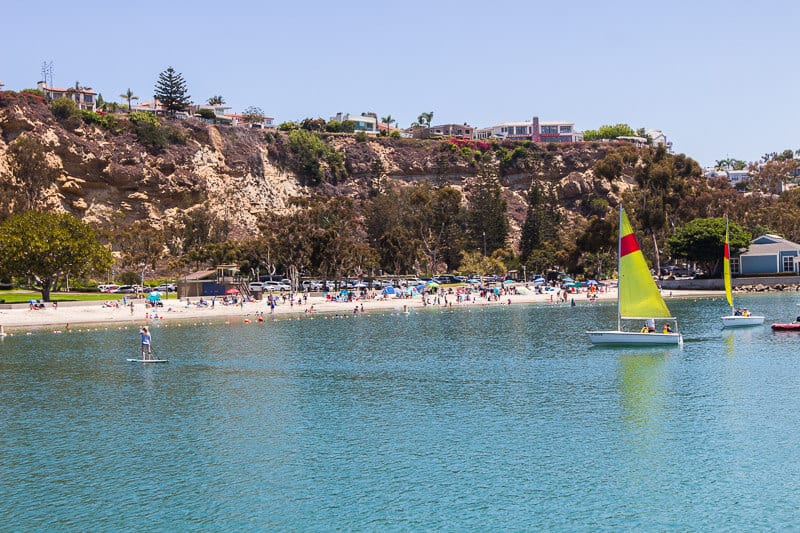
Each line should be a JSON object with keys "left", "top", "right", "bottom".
{"left": 147, "top": 291, "right": 161, "bottom": 301}
{"left": 533, "top": 277, "right": 545, "bottom": 283}
{"left": 225, "top": 287, "right": 239, "bottom": 295}
{"left": 562, "top": 276, "right": 574, "bottom": 282}
{"left": 516, "top": 287, "right": 530, "bottom": 294}
{"left": 586, "top": 280, "right": 599, "bottom": 286}
{"left": 425, "top": 281, "right": 439, "bottom": 289}
{"left": 416, "top": 284, "right": 425, "bottom": 292}
{"left": 503, "top": 279, "right": 515, "bottom": 285}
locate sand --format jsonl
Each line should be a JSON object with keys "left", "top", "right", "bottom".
{"left": 0, "top": 286, "right": 724, "bottom": 335}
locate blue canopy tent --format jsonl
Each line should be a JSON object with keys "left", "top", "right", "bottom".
{"left": 381, "top": 286, "right": 396, "bottom": 296}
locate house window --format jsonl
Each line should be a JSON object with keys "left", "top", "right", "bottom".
{"left": 782, "top": 255, "right": 795, "bottom": 272}
{"left": 515, "top": 126, "right": 529, "bottom": 135}
{"left": 559, "top": 125, "right": 572, "bottom": 133}
{"left": 730, "top": 257, "right": 740, "bottom": 274}
{"left": 541, "top": 125, "right": 558, "bottom": 134}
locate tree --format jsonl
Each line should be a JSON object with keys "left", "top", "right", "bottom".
{"left": 6, "top": 135, "right": 61, "bottom": 211}
{"left": 582, "top": 123, "right": 636, "bottom": 141}
{"left": 153, "top": 66, "right": 191, "bottom": 114}
{"left": 667, "top": 217, "right": 751, "bottom": 277}
{"left": 417, "top": 111, "right": 433, "bottom": 127}
{"left": 466, "top": 163, "right": 509, "bottom": 255}
{"left": 0, "top": 211, "right": 112, "bottom": 301}
{"left": 242, "top": 106, "right": 265, "bottom": 125}
{"left": 381, "top": 114, "right": 395, "bottom": 133}
{"left": 207, "top": 95, "right": 225, "bottom": 105}
{"left": 119, "top": 88, "right": 139, "bottom": 111}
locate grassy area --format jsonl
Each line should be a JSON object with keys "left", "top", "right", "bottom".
{"left": 0, "top": 290, "right": 177, "bottom": 304}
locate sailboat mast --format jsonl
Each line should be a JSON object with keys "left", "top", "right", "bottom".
{"left": 725, "top": 215, "right": 734, "bottom": 316}
{"left": 617, "top": 205, "right": 622, "bottom": 332}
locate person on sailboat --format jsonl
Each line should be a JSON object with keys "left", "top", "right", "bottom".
{"left": 140, "top": 326, "right": 152, "bottom": 360}
{"left": 663, "top": 323, "right": 673, "bottom": 333}
{"left": 645, "top": 318, "right": 656, "bottom": 333}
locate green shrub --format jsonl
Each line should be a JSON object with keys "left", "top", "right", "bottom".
{"left": 21, "top": 88, "right": 45, "bottom": 97}
{"left": 129, "top": 111, "right": 160, "bottom": 127}
{"left": 80, "top": 110, "right": 119, "bottom": 130}
{"left": 354, "top": 131, "right": 368, "bottom": 142}
{"left": 389, "top": 130, "right": 401, "bottom": 139}
{"left": 197, "top": 108, "right": 216, "bottom": 120}
{"left": 50, "top": 98, "right": 81, "bottom": 122}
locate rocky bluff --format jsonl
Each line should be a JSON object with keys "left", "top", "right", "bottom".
{"left": 0, "top": 91, "right": 635, "bottom": 244}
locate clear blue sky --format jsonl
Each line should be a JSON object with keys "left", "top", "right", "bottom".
{"left": 4, "top": 0, "right": 798, "bottom": 167}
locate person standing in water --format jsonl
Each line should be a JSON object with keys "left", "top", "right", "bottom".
{"left": 140, "top": 326, "right": 152, "bottom": 360}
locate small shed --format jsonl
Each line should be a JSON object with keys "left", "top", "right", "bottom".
{"left": 178, "top": 265, "right": 245, "bottom": 298}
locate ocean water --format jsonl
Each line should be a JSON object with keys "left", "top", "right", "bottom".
{"left": 2, "top": 292, "right": 800, "bottom": 531}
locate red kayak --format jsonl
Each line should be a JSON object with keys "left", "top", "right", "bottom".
{"left": 771, "top": 323, "right": 800, "bottom": 331}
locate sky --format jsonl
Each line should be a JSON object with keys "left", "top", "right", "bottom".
{"left": 3, "top": 0, "right": 799, "bottom": 167}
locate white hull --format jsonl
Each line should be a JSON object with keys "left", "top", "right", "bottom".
{"left": 587, "top": 330, "right": 683, "bottom": 346}
{"left": 721, "top": 315, "right": 765, "bottom": 327}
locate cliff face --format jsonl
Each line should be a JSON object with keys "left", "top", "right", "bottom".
{"left": 0, "top": 92, "right": 625, "bottom": 242}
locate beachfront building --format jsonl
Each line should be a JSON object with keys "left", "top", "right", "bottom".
{"left": 473, "top": 116, "right": 581, "bottom": 142}
{"left": 733, "top": 234, "right": 800, "bottom": 275}
{"left": 330, "top": 112, "right": 378, "bottom": 134}
{"left": 36, "top": 81, "right": 97, "bottom": 111}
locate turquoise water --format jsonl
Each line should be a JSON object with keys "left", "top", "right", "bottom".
{"left": 3, "top": 293, "right": 800, "bottom": 530}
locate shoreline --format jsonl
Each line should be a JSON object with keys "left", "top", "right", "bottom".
{"left": 0, "top": 287, "right": 725, "bottom": 335}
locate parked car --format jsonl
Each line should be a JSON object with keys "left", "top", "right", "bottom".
{"left": 248, "top": 281, "right": 265, "bottom": 292}
{"left": 264, "top": 281, "right": 291, "bottom": 291}
{"left": 112, "top": 285, "right": 135, "bottom": 293}
{"left": 302, "top": 280, "right": 324, "bottom": 290}
{"left": 98, "top": 284, "right": 119, "bottom": 293}
{"left": 155, "top": 283, "right": 176, "bottom": 292}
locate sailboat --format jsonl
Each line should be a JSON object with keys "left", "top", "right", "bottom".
{"left": 587, "top": 206, "right": 683, "bottom": 346}
{"left": 721, "top": 217, "right": 764, "bottom": 327}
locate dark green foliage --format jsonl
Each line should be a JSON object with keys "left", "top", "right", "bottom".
{"left": 153, "top": 66, "right": 191, "bottom": 114}
{"left": 128, "top": 111, "right": 185, "bottom": 150}
{"left": 354, "top": 131, "right": 368, "bottom": 142}
{"left": 80, "top": 110, "right": 119, "bottom": 131}
{"left": 286, "top": 129, "right": 346, "bottom": 186}
{"left": 300, "top": 118, "right": 326, "bottom": 131}
{"left": 667, "top": 218, "right": 751, "bottom": 276}
{"left": 0, "top": 211, "right": 112, "bottom": 301}
{"left": 197, "top": 108, "right": 216, "bottom": 120}
{"left": 594, "top": 153, "right": 623, "bottom": 181}
{"left": 466, "top": 163, "right": 509, "bottom": 255}
{"left": 50, "top": 97, "right": 81, "bottom": 129}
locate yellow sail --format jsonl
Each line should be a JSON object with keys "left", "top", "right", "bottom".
{"left": 723, "top": 219, "right": 733, "bottom": 307}
{"left": 618, "top": 209, "right": 673, "bottom": 319}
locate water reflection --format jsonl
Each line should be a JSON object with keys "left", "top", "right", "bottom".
{"left": 618, "top": 351, "right": 669, "bottom": 440}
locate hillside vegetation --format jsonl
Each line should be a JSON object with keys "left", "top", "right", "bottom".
{"left": 2, "top": 90, "right": 800, "bottom": 282}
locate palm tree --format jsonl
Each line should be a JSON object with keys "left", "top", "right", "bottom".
{"left": 207, "top": 95, "right": 225, "bottom": 105}
{"left": 417, "top": 111, "right": 434, "bottom": 127}
{"left": 120, "top": 88, "right": 139, "bottom": 111}
{"left": 381, "top": 114, "right": 395, "bottom": 134}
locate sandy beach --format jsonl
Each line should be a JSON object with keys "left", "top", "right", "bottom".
{"left": 0, "top": 286, "right": 724, "bottom": 335}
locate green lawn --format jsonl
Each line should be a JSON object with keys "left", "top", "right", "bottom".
{"left": 0, "top": 290, "right": 177, "bottom": 304}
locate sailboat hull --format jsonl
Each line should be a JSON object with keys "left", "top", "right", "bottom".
{"left": 587, "top": 330, "right": 683, "bottom": 346}
{"left": 721, "top": 315, "right": 765, "bottom": 327}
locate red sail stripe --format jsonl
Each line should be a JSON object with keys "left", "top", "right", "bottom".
{"left": 620, "top": 233, "right": 639, "bottom": 257}
{"left": 724, "top": 242, "right": 730, "bottom": 260}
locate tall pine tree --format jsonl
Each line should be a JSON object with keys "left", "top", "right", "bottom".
{"left": 466, "top": 163, "right": 509, "bottom": 255}
{"left": 154, "top": 66, "right": 191, "bottom": 114}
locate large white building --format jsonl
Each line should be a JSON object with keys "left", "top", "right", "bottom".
{"left": 473, "top": 116, "right": 581, "bottom": 142}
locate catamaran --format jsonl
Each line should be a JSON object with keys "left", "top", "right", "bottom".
{"left": 721, "top": 216, "right": 764, "bottom": 327}
{"left": 587, "top": 206, "right": 683, "bottom": 346}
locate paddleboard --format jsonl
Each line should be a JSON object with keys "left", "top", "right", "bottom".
{"left": 126, "top": 358, "right": 169, "bottom": 363}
